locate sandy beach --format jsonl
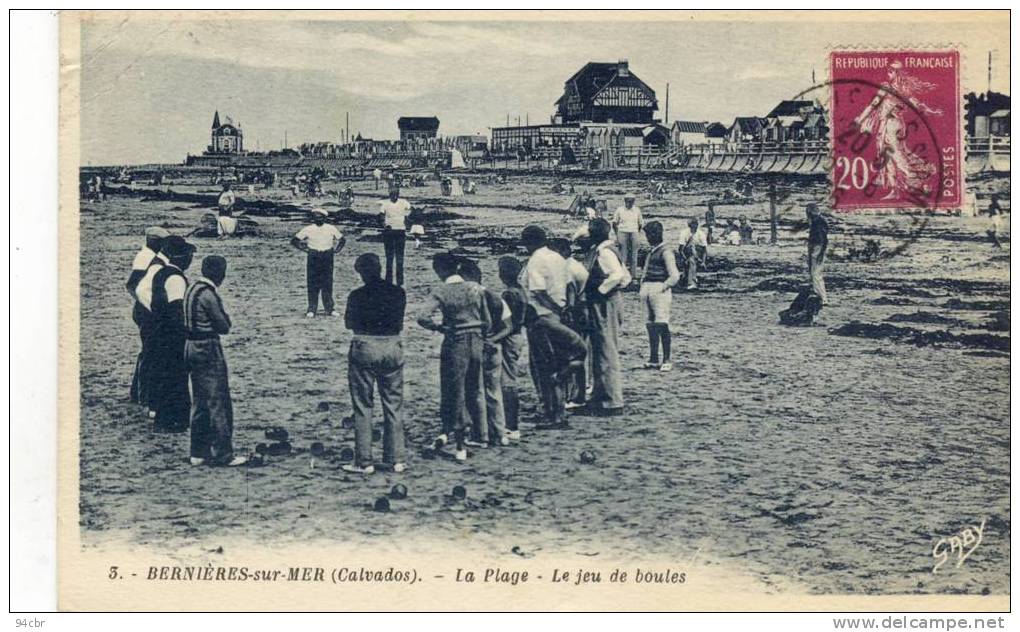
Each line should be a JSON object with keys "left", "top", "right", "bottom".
{"left": 77, "top": 171, "right": 1010, "bottom": 596}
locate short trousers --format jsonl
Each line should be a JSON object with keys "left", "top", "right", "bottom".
{"left": 639, "top": 281, "right": 672, "bottom": 324}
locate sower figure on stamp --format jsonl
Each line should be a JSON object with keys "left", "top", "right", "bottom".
{"left": 806, "top": 202, "right": 829, "bottom": 304}
{"left": 147, "top": 235, "right": 196, "bottom": 433}
{"left": 417, "top": 253, "right": 491, "bottom": 462}
{"left": 290, "top": 208, "right": 346, "bottom": 318}
{"left": 185, "top": 255, "right": 246, "bottom": 467}
{"left": 343, "top": 253, "right": 408, "bottom": 475}
{"left": 127, "top": 226, "right": 169, "bottom": 413}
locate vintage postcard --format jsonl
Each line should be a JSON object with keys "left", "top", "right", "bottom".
{"left": 58, "top": 10, "right": 1010, "bottom": 612}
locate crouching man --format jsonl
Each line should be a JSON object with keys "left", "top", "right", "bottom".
{"left": 343, "top": 253, "right": 408, "bottom": 474}
{"left": 185, "top": 255, "right": 246, "bottom": 467}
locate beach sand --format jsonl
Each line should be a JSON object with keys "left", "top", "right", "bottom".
{"left": 76, "top": 171, "right": 1010, "bottom": 596}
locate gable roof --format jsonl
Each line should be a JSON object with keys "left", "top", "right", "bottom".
{"left": 672, "top": 120, "right": 707, "bottom": 134}
{"left": 705, "top": 122, "right": 728, "bottom": 138}
{"left": 731, "top": 117, "right": 766, "bottom": 134}
{"left": 397, "top": 116, "right": 440, "bottom": 131}
{"left": 556, "top": 62, "right": 657, "bottom": 108}
{"left": 767, "top": 100, "right": 816, "bottom": 118}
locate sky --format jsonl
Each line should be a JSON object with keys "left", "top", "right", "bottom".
{"left": 79, "top": 14, "right": 1010, "bottom": 165}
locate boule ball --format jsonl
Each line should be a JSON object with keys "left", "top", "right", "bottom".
{"left": 452, "top": 485, "right": 467, "bottom": 500}
{"left": 341, "top": 416, "right": 355, "bottom": 429}
{"left": 310, "top": 441, "right": 325, "bottom": 456}
{"left": 371, "top": 427, "right": 383, "bottom": 442}
{"left": 248, "top": 454, "right": 264, "bottom": 467}
{"left": 265, "top": 427, "right": 288, "bottom": 442}
{"left": 255, "top": 442, "right": 269, "bottom": 455}
{"left": 579, "top": 450, "right": 597, "bottom": 465}
{"left": 268, "top": 441, "right": 292, "bottom": 456}
{"left": 317, "top": 401, "right": 330, "bottom": 412}
{"left": 389, "top": 483, "right": 408, "bottom": 500}
{"left": 339, "top": 446, "right": 355, "bottom": 462}
{"left": 374, "top": 497, "right": 391, "bottom": 513}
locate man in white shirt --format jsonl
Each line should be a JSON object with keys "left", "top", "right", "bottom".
{"left": 582, "top": 218, "right": 627, "bottom": 414}
{"left": 290, "top": 208, "right": 346, "bottom": 317}
{"left": 127, "top": 226, "right": 170, "bottom": 410}
{"left": 377, "top": 188, "right": 413, "bottom": 286}
{"left": 612, "top": 194, "right": 643, "bottom": 283}
{"left": 520, "top": 226, "right": 586, "bottom": 428}
{"left": 678, "top": 217, "right": 709, "bottom": 290}
{"left": 373, "top": 168, "right": 383, "bottom": 190}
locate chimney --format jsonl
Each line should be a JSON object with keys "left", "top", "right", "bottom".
{"left": 618, "top": 59, "right": 629, "bottom": 76}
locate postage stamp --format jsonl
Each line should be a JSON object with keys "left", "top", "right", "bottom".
{"left": 829, "top": 50, "right": 962, "bottom": 211}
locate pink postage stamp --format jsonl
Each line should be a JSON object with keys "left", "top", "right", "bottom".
{"left": 829, "top": 50, "right": 961, "bottom": 211}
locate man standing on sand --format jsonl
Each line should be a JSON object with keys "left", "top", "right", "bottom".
{"left": 520, "top": 226, "right": 587, "bottom": 429}
{"left": 677, "top": 217, "right": 709, "bottom": 290}
{"left": 417, "top": 253, "right": 491, "bottom": 462}
{"left": 806, "top": 202, "right": 829, "bottom": 304}
{"left": 184, "top": 255, "right": 246, "bottom": 467}
{"left": 378, "top": 188, "right": 413, "bottom": 286}
{"left": 582, "top": 218, "right": 627, "bottom": 415}
{"left": 639, "top": 221, "right": 681, "bottom": 372}
{"left": 127, "top": 226, "right": 169, "bottom": 411}
{"left": 343, "top": 253, "right": 408, "bottom": 475}
{"left": 145, "top": 235, "right": 196, "bottom": 433}
{"left": 373, "top": 167, "right": 383, "bottom": 190}
{"left": 290, "top": 209, "right": 346, "bottom": 318}
{"left": 612, "top": 194, "right": 643, "bottom": 283}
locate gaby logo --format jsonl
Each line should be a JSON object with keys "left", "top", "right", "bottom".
{"left": 932, "top": 518, "right": 986, "bottom": 573}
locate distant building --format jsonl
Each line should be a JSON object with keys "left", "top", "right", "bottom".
{"left": 965, "top": 92, "right": 1010, "bottom": 137}
{"left": 705, "top": 122, "right": 728, "bottom": 145}
{"left": 728, "top": 117, "right": 766, "bottom": 143}
{"left": 208, "top": 111, "right": 244, "bottom": 154}
{"left": 553, "top": 60, "right": 658, "bottom": 124}
{"left": 491, "top": 124, "right": 583, "bottom": 153}
{"left": 398, "top": 116, "right": 440, "bottom": 142}
{"left": 671, "top": 120, "right": 708, "bottom": 146}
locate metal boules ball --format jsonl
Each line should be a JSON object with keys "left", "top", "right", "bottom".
{"left": 374, "top": 497, "right": 391, "bottom": 513}
{"left": 317, "top": 401, "right": 330, "bottom": 412}
{"left": 389, "top": 484, "right": 408, "bottom": 500}
{"left": 452, "top": 485, "right": 467, "bottom": 500}
{"left": 341, "top": 416, "right": 355, "bottom": 429}
{"left": 268, "top": 441, "right": 292, "bottom": 456}
{"left": 310, "top": 442, "right": 325, "bottom": 457}
{"left": 265, "top": 427, "right": 288, "bottom": 442}
{"left": 255, "top": 442, "right": 269, "bottom": 455}
{"left": 339, "top": 447, "right": 355, "bottom": 462}
{"left": 579, "top": 450, "right": 597, "bottom": 465}
{"left": 371, "top": 427, "right": 383, "bottom": 442}
{"left": 247, "top": 454, "right": 265, "bottom": 467}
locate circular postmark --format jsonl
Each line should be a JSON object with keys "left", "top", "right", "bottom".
{"left": 774, "top": 75, "right": 952, "bottom": 260}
